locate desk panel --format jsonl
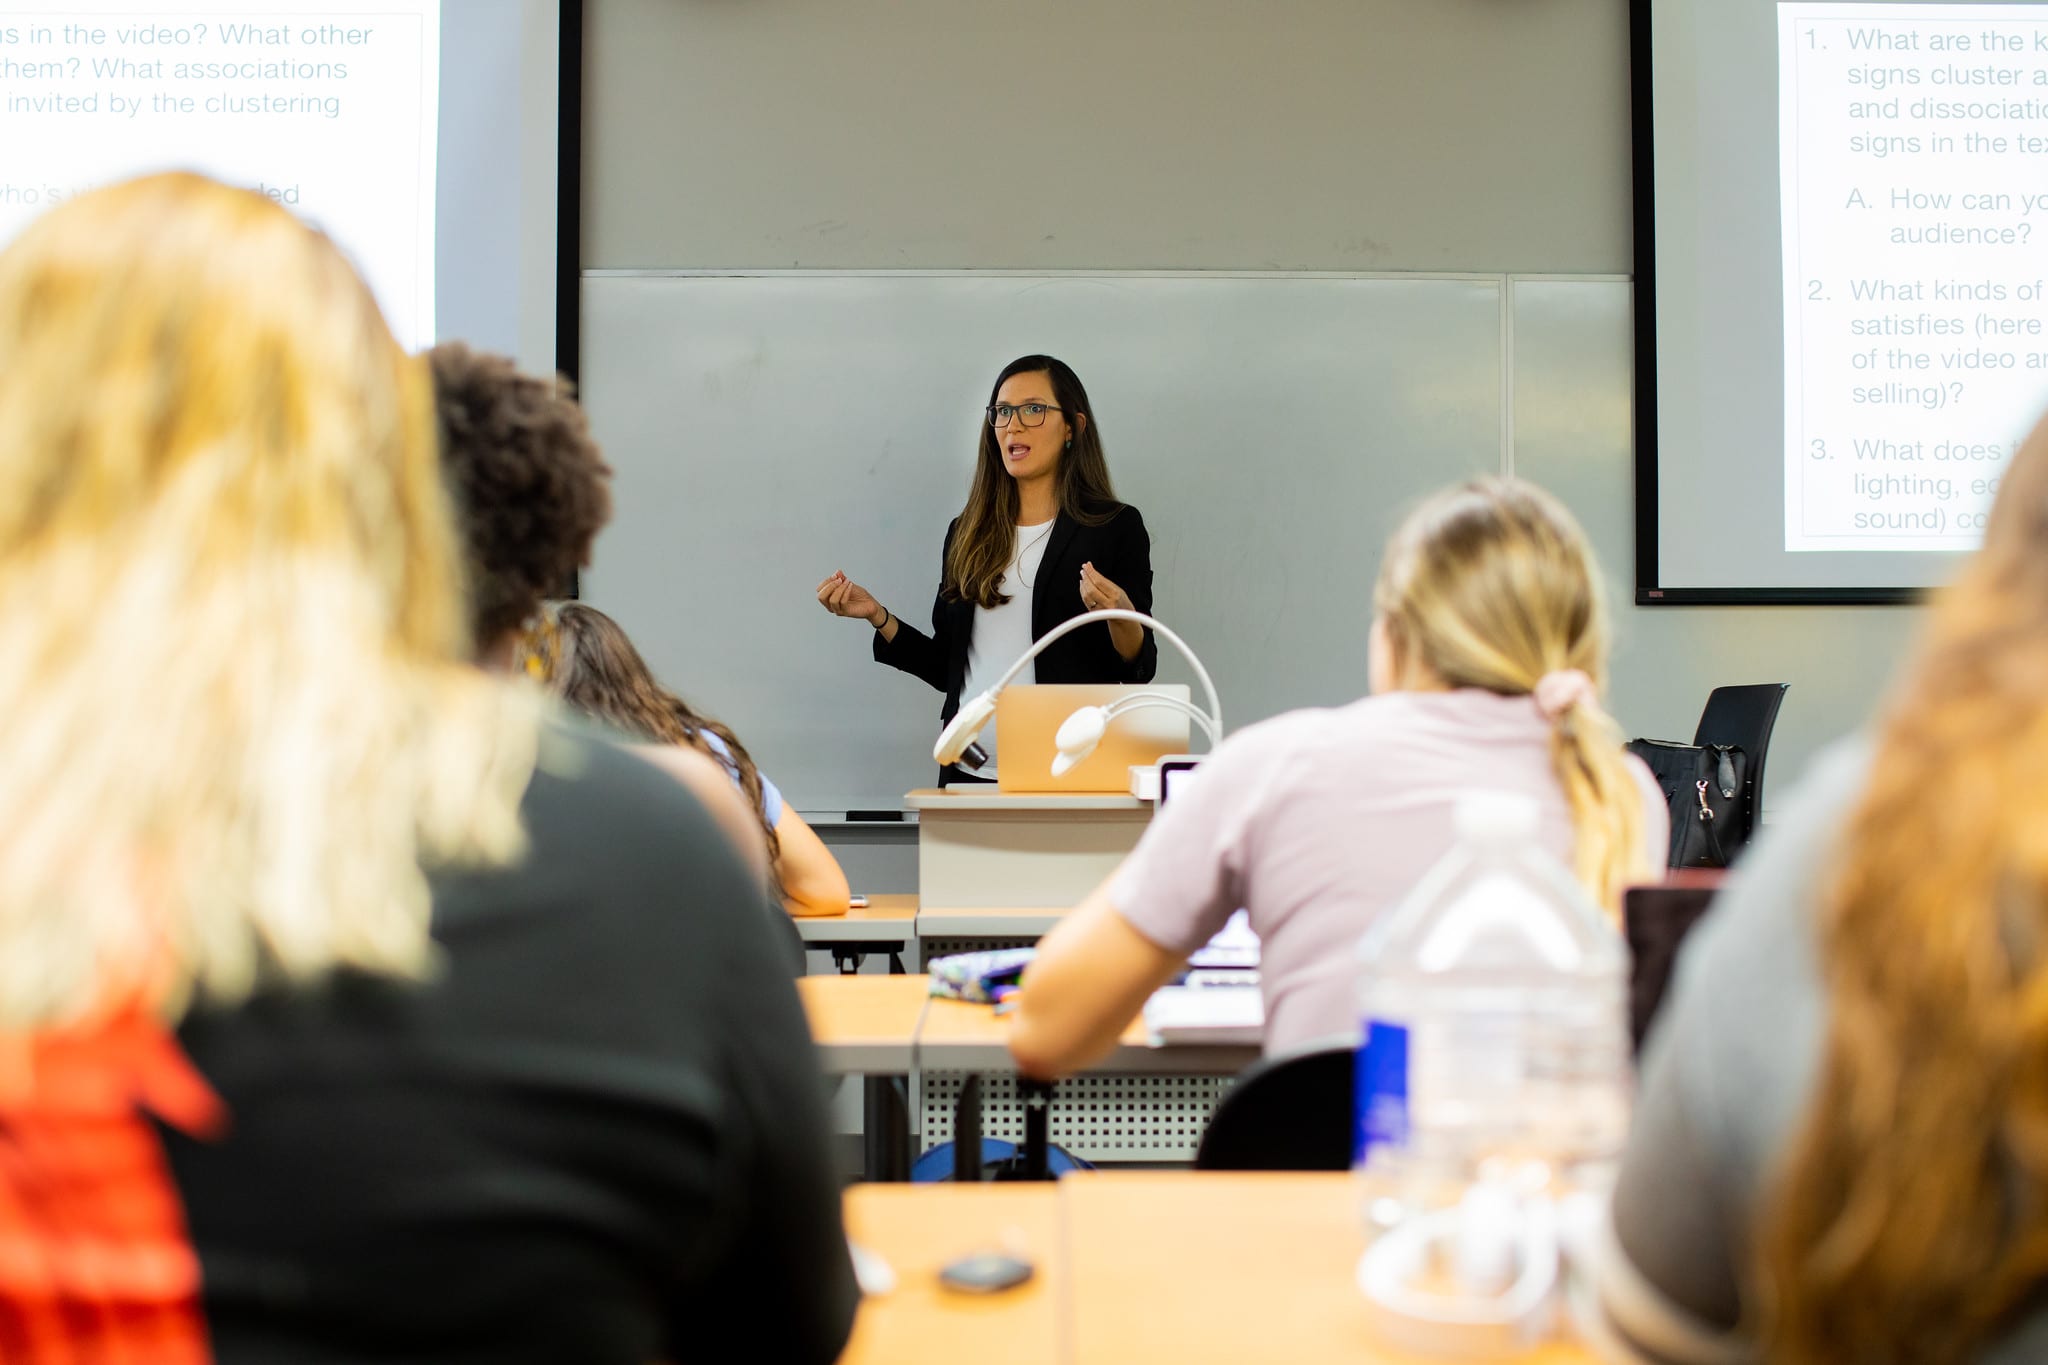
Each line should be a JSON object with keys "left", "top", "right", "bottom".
{"left": 1062, "top": 1172, "right": 1594, "bottom": 1364}
{"left": 840, "top": 1184, "right": 1060, "bottom": 1365}
{"left": 795, "top": 892, "right": 919, "bottom": 944}
{"left": 798, "top": 974, "right": 928, "bottom": 1074}
{"left": 917, "top": 904, "right": 1068, "bottom": 940}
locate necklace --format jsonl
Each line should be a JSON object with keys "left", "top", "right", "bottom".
{"left": 1014, "top": 520, "right": 1057, "bottom": 590}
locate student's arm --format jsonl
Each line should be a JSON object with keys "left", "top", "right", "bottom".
{"left": 774, "top": 805, "right": 853, "bottom": 917}
{"left": 631, "top": 744, "right": 771, "bottom": 885}
{"left": 1008, "top": 875, "right": 1184, "bottom": 1079}
{"left": 1009, "top": 718, "right": 1285, "bottom": 1080}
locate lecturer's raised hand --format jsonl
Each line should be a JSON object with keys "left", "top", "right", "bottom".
{"left": 816, "top": 571, "right": 886, "bottom": 626}
{"left": 1078, "top": 562, "right": 1132, "bottom": 614}
{"left": 1081, "top": 562, "right": 1145, "bottom": 663}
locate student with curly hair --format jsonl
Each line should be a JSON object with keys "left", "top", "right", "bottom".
{"left": 426, "top": 342, "right": 773, "bottom": 879}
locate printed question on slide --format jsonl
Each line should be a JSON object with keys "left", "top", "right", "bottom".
{"left": 1783, "top": 3, "right": 2048, "bottom": 552}
{"left": 0, "top": 2, "right": 439, "bottom": 349}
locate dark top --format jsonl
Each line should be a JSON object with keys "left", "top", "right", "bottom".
{"left": 159, "top": 727, "right": 858, "bottom": 1365}
{"left": 873, "top": 500, "right": 1159, "bottom": 753}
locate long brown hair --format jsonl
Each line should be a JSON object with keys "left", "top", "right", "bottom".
{"left": 1759, "top": 415, "right": 2048, "bottom": 1362}
{"left": 526, "top": 603, "right": 782, "bottom": 873}
{"left": 1373, "top": 478, "right": 1648, "bottom": 914}
{"left": 945, "top": 355, "right": 1120, "bottom": 609}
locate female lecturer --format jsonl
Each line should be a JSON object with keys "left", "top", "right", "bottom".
{"left": 817, "top": 354, "right": 1157, "bottom": 783}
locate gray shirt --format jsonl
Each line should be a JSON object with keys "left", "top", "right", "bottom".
{"left": 1596, "top": 740, "right": 2048, "bottom": 1363}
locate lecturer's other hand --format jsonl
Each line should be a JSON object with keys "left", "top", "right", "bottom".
{"left": 1078, "top": 562, "right": 1132, "bottom": 614}
{"left": 817, "top": 571, "right": 886, "bottom": 626}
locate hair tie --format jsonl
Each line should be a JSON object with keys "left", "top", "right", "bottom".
{"left": 1533, "top": 669, "right": 1595, "bottom": 721}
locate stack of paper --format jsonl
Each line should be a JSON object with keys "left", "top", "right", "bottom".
{"left": 1143, "top": 984, "right": 1265, "bottom": 1045}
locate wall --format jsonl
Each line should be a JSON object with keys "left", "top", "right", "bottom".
{"left": 580, "top": 0, "right": 1921, "bottom": 817}
{"left": 582, "top": 0, "right": 1633, "bottom": 274}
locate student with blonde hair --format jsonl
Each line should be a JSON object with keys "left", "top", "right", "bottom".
{"left": 1009, "top": 477, "right": 1666, "bottom": 1077}
{"left": 0, "top": 173, "right": 854, "bottom": 1363}
{"left": 1594, "top": 411, "right": 2048, "bottom": 1364}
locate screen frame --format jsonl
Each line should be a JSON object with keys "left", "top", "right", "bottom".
{"left": 1630, "top": 0, "right": 1924, "bottom": 606}
{"left": 556, "top": 0, "right": 583, "bottom": 385}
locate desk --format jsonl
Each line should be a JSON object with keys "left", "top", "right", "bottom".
{"left": 796, "top": 892, "right": 918, "bottom": 973}
{"left": 799, "top": 976, "right": 1260, "bottom": 1177}
{"left": 798, "top": 975, "right": 928, "bottom": 1180}
{"left": 837, "top": 1175, "right": 1596, "bottom": 1365}
{"left": 1062, "top": 1172, "right": 1594, "bottom": 1364}
{"left": 918, "top": 997, "right": 1260, "bottom": 1180}
{"left": 839, "top": 1184, "right": 1060, "bottom": 1365}
{"left": 917, "top": 997, "right": 1260, "bottom": 1077}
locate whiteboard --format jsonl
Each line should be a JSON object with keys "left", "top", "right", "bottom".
{"left": 579, "top": 272, "right": 1504, "bottom": 812}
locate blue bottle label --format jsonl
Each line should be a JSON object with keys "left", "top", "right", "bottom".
{"left": 1354, "top": 1020, "right": 1411, "bottom": 1165}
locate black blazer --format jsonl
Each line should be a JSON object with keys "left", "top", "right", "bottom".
{"left": 873, "top": 500, "right": 1158, "bottom": 735}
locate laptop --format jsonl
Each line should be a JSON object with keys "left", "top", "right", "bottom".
{"left": 993, "top": 683, "right": 1192, "bottom": 793}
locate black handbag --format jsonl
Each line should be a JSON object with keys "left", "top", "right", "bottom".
{"left": 1626, "top": 738, "right": 1750, "bottom": 869}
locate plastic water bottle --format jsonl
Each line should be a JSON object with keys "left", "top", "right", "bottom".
{"left": 1352, "top": 792, "right": 1631, "bottom": 1238}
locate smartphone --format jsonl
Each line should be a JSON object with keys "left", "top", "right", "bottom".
{"left": 938, "top": 1252, "right": 1035, "bottom": 1295}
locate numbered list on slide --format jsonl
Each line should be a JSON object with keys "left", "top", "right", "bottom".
{"left": 1782, "top": 3, "right": 2048, "bottom": 552}
{"left": 0, "top": 2, "right": 438, "bottom": 349}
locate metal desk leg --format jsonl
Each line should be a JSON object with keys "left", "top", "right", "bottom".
{"left": 953, "top": 1074, "right": 983, "bottom": 1182}
{"left": 862, "top": 1075, "right": 909, "bottom": 1181}
{"left": 1020, "top": 1078, "right": 1052, "bottom": 1180}
{"left": 828, "top": 942, "right": 906, "bottom": 975}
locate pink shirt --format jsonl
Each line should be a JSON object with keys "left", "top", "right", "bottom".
{"left": 1113, "top": 689, "right": 1670, "bottom": 1057}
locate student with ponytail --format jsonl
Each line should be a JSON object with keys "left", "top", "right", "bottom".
{"left": 1007, "top": 478, "right": 1666, "bottom": 1077}
{"left": 1594, "top": 411, "right": 2048, "bottom": 1365}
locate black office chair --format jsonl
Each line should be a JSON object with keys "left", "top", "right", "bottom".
{"left": 1193, "top": 1045, "right": 1353, "bottom": 1171}
{"left": 1691, "top": 683, "right": 1790, "bottom": 847}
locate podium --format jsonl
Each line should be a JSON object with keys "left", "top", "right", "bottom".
{"left": 904, "top": 788, "right": 1154, "bottom": 911}
{"left": 902, "top": 787, "right": 1232, "bottom": 1165}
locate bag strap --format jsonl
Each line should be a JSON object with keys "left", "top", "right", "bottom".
{"left": 1694, "top": 779, "right": 1729, "bottom": 867}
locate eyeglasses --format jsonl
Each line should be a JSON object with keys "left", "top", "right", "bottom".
{"left": 986, "top": 402, "right": 1063, "bottom": 429}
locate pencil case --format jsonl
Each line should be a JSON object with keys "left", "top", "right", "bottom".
{"left": 927, "top": 947, "right": 1037, "bottom": 1003}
